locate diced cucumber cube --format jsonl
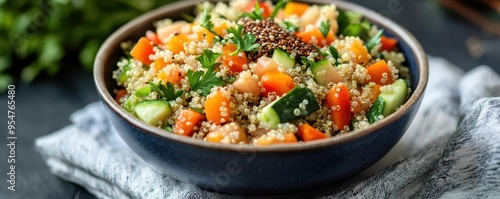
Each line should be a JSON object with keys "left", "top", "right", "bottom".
{"left": 310, "top": 59, "right": 342, "bottom": 86}
{"left": 258, "top": 86, "right": 320, "bottom": 128}
{"left": 272, "top": 48, "right": 295, "bottom": 69}
{"left": 379, "top": 79, "right": 408, "bottom": 116}
{"left": 134, "top": 100, "right": 172, "bottom": 126}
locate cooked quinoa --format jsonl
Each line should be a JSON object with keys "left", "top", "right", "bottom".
{"left": 112, "top": 0, "right": 410, "bottom": 146}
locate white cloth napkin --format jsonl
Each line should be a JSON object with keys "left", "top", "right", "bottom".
{"left": 35, "top": 57, "right": 500, "bottom": 198}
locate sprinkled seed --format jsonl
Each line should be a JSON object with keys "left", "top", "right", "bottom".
{"left": 299, "top": 103, "right": 307, "bottom": 110}
{"left": 240, "top": 18, "right": 320, "bottom": 61}
{"left": 293, "top": 108, "right": 301, "bottom": 116}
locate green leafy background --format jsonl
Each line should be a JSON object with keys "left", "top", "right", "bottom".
{"left": 0, "top": 0, "right": 179, "bottom": 92}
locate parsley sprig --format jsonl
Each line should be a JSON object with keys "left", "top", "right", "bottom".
{"left": 149, "top": 81, "right": 183, "bottom": 101}
{"left": 188, "top": 49, "right": 226, "bottom": 96}
{"left": 226, "top": 25, "right": 261, "bottom": 56}
{"left": 195, "top": 49, "right": 222, "bottom": 69}
{"left": 365, "top": 29, "right": 384, "bottom": 52}
{"left": 241, "top": 1, "right": 264, "bottom": 20}
{"left": 270, "top": 0, "right": 287, "bottom": 19}
{"left": 201, "top": 9, "right": 218, "bottom": 35}
{"left": 319, "top": 19, "right": 331, "bottom": 39}
{"left": 188, "top": 69, "right": 224, "bottom": 96}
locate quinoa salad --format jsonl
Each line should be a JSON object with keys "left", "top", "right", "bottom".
{"left": 113, "top": 0, "right": 411, "bottom": 146}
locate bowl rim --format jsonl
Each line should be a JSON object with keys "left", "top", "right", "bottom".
{"left": 94, "top": 0, "right": 428, "bottom": 153}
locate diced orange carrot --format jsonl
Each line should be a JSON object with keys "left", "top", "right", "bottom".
{"left": 298, "top": 124, "right": 328, "bottom": 142}
{"left": 213, "top": 21, "right": 229, "bottom": 36}
{"left": 244, "top": 0, "right": 272, "bottom": 18}
{"left": 284, "top": 2, "right": 309, "bottom": 17}
{"left": 130, "top": 37, "right": 155, "bottom": 65}
{"left": 222, "top": 44, "right": 248, "bottom": 73}
{"left": 254, "top": 132, "right": 298, "bottom": 146}
{"left": 205, "top": 89, "right": 231, "bottom": 125}
{"left": 115, "top": 89, "right": 127, "bottom": 102}
{"left": 380, "top": 35, "right": 398, "bottom": 51}
{"left": 153, "top": 58, "right": 167, "bottom": 71}
{"left": 157, "top": 64, "right": 182, "bottom": 84}
{"left": 173, "top": 109, "right": 205, "bottom": 136}
{"left": 349, "top": 40, "right": 370, "bottom": 64}
{"left": 351, "top": 98, "right": 363, "bottom": 114}
{"left": 366, "top": 60, "right": 395, "bottom": 85}
{"left": 283, "top": 133, "right": 298, "bottom": 143}
{"left": 232, "top": 71, "right": 261, "bottom": 97}
{"left": 205, "top": 122, "right": 248, "bottom": 144}
{"left": 146, "top": 30, "right": 162, "bottom": 45}
{"left": 326, "top": 84, "right": 351, "bottom": 131}
{"left": 260, "top": 71, "right": 295, "bottom": 97}
{"left": 296, "top": 27, "right": 336, "bottom": 47}
{"left": 168, "top": 33, "right": 189, "bottom": 54}
{"left": 253, "top": 56, "right": 279, "bottom": 77}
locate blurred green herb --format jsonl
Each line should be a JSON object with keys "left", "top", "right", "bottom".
{"left": 366, "top": 29, "right": 384, "bottom": 52}
{"left": 189, "top": 107, "right": 205, "bottom": 115}
{"left": 328, "top": 46, "right": 340, "bottom": 64}
{"left": 299, "top": 56, "right": 315, "bottom": 67}
{"left": 337, "top": 10, "right": 372, "bottom": 41}
{"left": 200, "top": 9, "right": 217, "bottom": 35}
{"left": 149, "top": 81, "right": 183, "bottom": 101}
{"left": 270, "top": 0, "right": 287, "bottom": 19}
{"left": 319, "top": 20, "right": 331, "bottom": 39}
{"left": 0, "top": 0, "right": 179, "bottom": 93}
{"left": 241, "top": 1, "right": 264, "bottom": 20}
{"left": 283, "top": 21, "right": 299, "bottom": 32}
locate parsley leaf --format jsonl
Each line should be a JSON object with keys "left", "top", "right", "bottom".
{"left": 188, "top": 50, "right": 226, "bottom": 96}
{"left": 227, "top": 24, "right": 244, "bottom": 39}
{"left": 149, "top": 81, "right": 183, "bottom": 101}
{"left": 365, "top": 29, "right": 384, "bottom": 52}
{"left": 187, "top": 68, "right": 225, "bottom": 96}
{"left": 319, "top": 19, "right": 331, "bottom": 39}
{"left": 240, "top": 34, "right": 260, "bottom": 53}
{"left": 196, "top": 49, "right": 222, "bottom": 69}
{"left": 187, "top": 70, "right": 203, "bottom": 91}
{"left": 270, "top": 0, "right": 287, "bottom": 19}
{"left": 201, "top": 9, "right": 218, "bottom": 35}
{"left": 227, "top": 25, "right": 261, "bottom": 56}
{"left": 241, "top": 1, "right": 264, "bottom": 20}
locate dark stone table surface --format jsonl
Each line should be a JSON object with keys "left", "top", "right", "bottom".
{"left": 1, "top": 0, "right": 499, "bottom": 198}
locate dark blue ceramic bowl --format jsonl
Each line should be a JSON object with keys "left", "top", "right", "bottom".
{"left": 94, "top": 0, "right": 428, "bottom": 194}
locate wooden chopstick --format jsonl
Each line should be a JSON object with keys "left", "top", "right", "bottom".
{"left": 438, "top": 0, "right": 500, "bottom": 36}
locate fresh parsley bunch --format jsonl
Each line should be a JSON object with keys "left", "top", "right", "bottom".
{"left": 0, "top": 0, "right": 178, "bottom": 92}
